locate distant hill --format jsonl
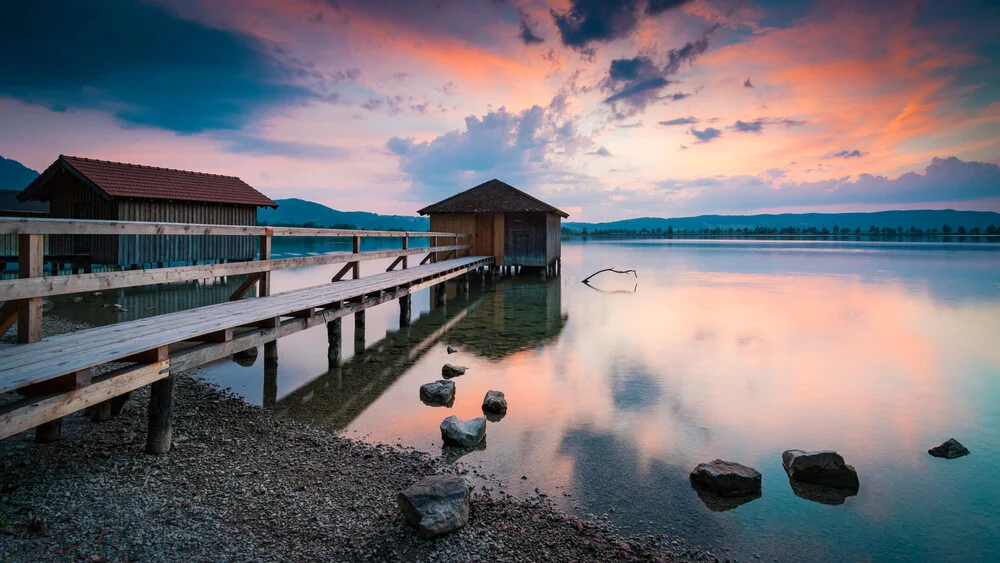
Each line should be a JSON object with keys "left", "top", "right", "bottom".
{"left": 0, "top": 155, "right": 44, "bottom": 213}
{"left": 564, "top": 210, "right": 1000, "bottom": 233}
{"left": 258, "top": 198, "right": 429, "bottom": 231}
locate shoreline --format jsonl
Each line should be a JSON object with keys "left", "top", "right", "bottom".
{"left": 1, "top": 320, "right": 715, "bottom": 561}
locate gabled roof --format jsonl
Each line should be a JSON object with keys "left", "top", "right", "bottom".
{"left": 19, "top": 155, "right": 278, "bottom": 208}
{"left": 417, "top": 179, "right": 568, "bottom": 218}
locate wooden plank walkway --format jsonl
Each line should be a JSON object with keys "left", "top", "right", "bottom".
{"left": 0, "top": 256, "right": 491, "bottom": 395}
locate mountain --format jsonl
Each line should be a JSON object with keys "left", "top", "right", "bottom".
{"left": 0, "top": 155, "right": 44, "bottom": 213}
{"left": 564, "top": 210, "right": 1000, "bottom": 233}
{"left": 258, "top": 198, "right": 429, "bottom": 231}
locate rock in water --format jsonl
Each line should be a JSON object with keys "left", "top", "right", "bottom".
{"left": 397, "top": 474, "right": 473, "bottom": 538}
{"left": 447, "top": 346, "right": 458, "bottom": 354}
{"left": 482, "top": 390, "right": 508, "bottom": 415}
{"left": 928, "top": 438, "right": 970, "bottom": 459}
{"left": 782, "top": 450, "right": 860, "bottom": 491}
{"left": 419, "top": 380, "right": 456, "bottom": 406}
{"left": 442, "top": 364, "right": 467, "bottom": 378}
{"left": 440, "top": 416, "right": 486, "bottom": 447}
{"left": 689, "top": 460, "right": 762, "bottom": 497}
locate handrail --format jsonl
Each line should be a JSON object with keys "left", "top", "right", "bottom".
{"left": 0, "top": 217, "right": 467, "bottom": 238}
{"left": 0, "top": 244, "right": 469, "bottom": 300}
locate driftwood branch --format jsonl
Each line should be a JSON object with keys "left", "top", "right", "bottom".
{"left": 581, "top": 268, "right": 638, "bottom": 284}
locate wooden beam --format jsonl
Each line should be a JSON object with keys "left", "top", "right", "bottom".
{"left": 352, "top": 235, "right": 361, "bottom": 279}
{"left": 18, "top": 369, "right": 92, "bottom": 395}
{"left": 420, "top": 252, "right": 434, "bottom": 265}
{"left": 186, "top": 328, "right": 233, "bottom": 343}
{"left": 0, "top": 361, "right": 169, "bottom": 440}
{"left": 122, "top": 345, "right": 169, "bottom": 364}
{"left": 286, "top": 308, "right": 314, "bottom": 319}
{"left": 0, "top": 244, "right": 470, "bottom": 300}
{"left": 228, "top": 274, "right": 260, "bottom": 301}
{"left": 241, "top": 317, "right": 280, "bottom": 329}
{"left": 0, "top": 300, "right": 17, "bottom": 336}
{"left": 259, "top": 230, "right": 272, "bottom": 297}
{"left": 385, "top": 255, "right": 405, "bottom": 272}
{"left": 17, "top": 234, "right": 43, "bottom": 344}
{"left": 331, "top": 261, "right": 356, "bottom": 282}
{"left": 0, "top": 217, "right": 470, "bottom": 239}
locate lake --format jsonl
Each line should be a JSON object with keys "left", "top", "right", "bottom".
{"left": 55, "top": 238, "right": 1000, "bottom": 561}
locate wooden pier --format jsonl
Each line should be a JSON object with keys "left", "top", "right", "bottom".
{"left": 0, "top": 217, "right": 492, "bottom": 450}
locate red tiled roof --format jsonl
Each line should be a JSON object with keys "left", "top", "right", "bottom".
{"left": 21, "top": 155, "right": 277, "bottom": 208}
{"left": 417, "top": 179, "right": 568, "bottom": 218}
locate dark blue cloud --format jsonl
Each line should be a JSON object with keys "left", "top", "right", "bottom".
{"left": 744, "top": 77, "right": 755, "bottom": 88}
{"left": 830, "top": 149, "right": 869, "bottom": 159}
{"left": 733, "top": 119, "right": 764, "bottom": 133}
{"left": 660, "top": 117, "right": 698, "bottom": 126}
{"left": 603, "top": 77, "right": 671, "bottom": 103}
{"left": 0, "top": 0, "right": 314, "bottom": 133}
{"left": 518, "top": 8, "right": 545, "bottom": 44}
{"left": 731, "top": 117, "right": 807, "bottom": 133}
{"left": 690, "top": 127, "right": 722, "bottom": 143}
{"left": 588, "top": 146, "right": 613, "bottom": 156}
{"left": 222, "top": 136, "right": 350, "bottom": 160}
{"left": 551, "top": 0, "right": 692, "bottom": 49}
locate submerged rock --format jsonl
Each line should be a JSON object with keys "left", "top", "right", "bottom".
{"left": 440, "top": 416, "right": 486, "bottom": 448}
{"left": 397, "top": 474, "right": 473, "bottom": 538}
{"left": 787, "top": 479, "right": 856, "bottom": 505}
{"left": 781, "top": 449, "right": 860, "bottom": 491}
{"left": 928, "top": 438, "right": 970, "bottom": 459}
{"left": 442, "top": 364, "right": 467, "bottom": 378}
{"left": 691, "top": 483, "right": 762, "bottom": 512}
{"left": 689, "top": 460, "right": 762, "bottom": 498}
{"left": 481, "top": 390, "right": 508, "bottom": 415}
{"left": 447, "top": 346, "right": 458, "bottom": 354}
{"left": 419, "top": 380, "right": 456, "bottom": 406}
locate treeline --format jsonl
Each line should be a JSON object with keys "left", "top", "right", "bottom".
{"left": 564, "top": 224, "right": 1000, "bottom": 237}
{"left": 260, "top": 220, "right": 408, "bottom": 231}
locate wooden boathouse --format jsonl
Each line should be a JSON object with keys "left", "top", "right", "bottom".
{"left": 418, "top": 179, "right": 568, "bottom": 273}
{"left": 16, "top": 155, "right": 278, "bottom": 268}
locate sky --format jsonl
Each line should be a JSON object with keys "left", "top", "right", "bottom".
{"left": 0, "top": 0, "right": 998, "bottom": 222}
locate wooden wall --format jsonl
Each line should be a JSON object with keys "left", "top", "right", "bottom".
{"left": 45, "top": 169, "right": 119, "bottom": 263}
{"left": 116, "top": 200, "right": 256, "bottom": 265}
{"left": 503, "top": 212, "right": 548, "bottom": 267}
{"left": 429, "top": 212, "right": 508, "bottom": 263}
{"left": 546, "top": 213, "right": 561, "bottom": 264}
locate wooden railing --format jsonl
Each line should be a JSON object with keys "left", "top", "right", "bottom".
{"left": 0, "top": 217, "right": 469, "bottom": 344}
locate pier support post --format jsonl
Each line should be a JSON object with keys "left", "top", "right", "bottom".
{"left": 354, "top": 310, "right": 366, "bottom": 354}
{"left": 327, "top": 316, "right": 342, "bottom": 366}
{"left": 352, "top": 236, "right": 361, "bottom": 279}
{"left": 259, "top": 230, "right": 272, "bottom": 297}
{"left": 263, "top": 345, "right": 277, "bottom": 409}
{"left": 146, "top": 373, "right": 175, "bottom": 454}
{"left": 435, "top": 283, "right": 447, "bottom": 307}
{"left": 18, "top": 234, "right": 43, "bottom": 344}
{"left": 399, "top": 294, "right": 411, "bottom": 327}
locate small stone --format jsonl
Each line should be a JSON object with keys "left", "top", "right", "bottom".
{"left": 397, "top": 474, "right": 473, "bottom": 538}
{"left": 928, "top": 438, "right": 970, "bottom": 459}
{"left": 782, "top": 449, "right": 859, "bottom": 491}
{"left": 419, "top": 380, "right": 456, "bottom": 406}
{"left": 440, "top": 416, "right": 486, "bottom": 448}
{"left": 442, "top": 364, "right": 467, "bottom": 378}
{"left": 447, "top": 346, "right": 457, "bottom": 354}
{"left": 689, "top": 460, "right": 762, "bottom": 497}
{"left": 481, "top": 390, "right": 507, "bottom": 415}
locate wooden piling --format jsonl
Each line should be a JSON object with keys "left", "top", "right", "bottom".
{"left": 399, "top": 294, "right": 411, "bottom": 327}
{"left": 35, "top": 419, "right": 61, "bottom": 443}
{"left": 146, "top": 373, "right": 175, "bottom": 454}
{"left": 354, "top": 309, "right": 366, "bottom": 354}
{"left": 264, "top": 341, "right": 278, "bottom": 365}
{"left": 263, "top": 351, "right": 277, "bottom": 409}
{"left": 327, "top": 316, "right": 342, "bottom": 366}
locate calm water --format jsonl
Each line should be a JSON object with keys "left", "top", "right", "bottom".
{"left": 59, "top": 238, "right": 1000, "bottom": 561}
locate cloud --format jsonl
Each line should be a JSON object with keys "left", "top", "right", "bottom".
{"left": 829, "top": 149, "right": 869, "bottom": 159}
{"left": 730, "top": 117, "right": 807, "bottom": 133}
{"left": 600, "top": 28, "right": 716, "bottom": 118}
{"left": 362, "top": 94, "right": 445, "bottom": 115}
{"left": 518, "top": 9, "right": 545, "bottom": 44}
{"left": 551, "top": 0, "right": 692, "bottom": 49}
{"left": 651, "top": 157, "right": 1000, "bottom": 214}
{"left": 744, "top": 77, "right": 754, "bottom": 88}
{"left": 387, "top": 98, "right": 594, "bottom": 202}
{"left": 221, "top": 136, "right": 350, "bottom": 160}
{"left": 0, "top": 0, "right": 315, "bottom": 134}
{"left": 690, "top": 127, "right": 722, "bottom": 143}
{"left": 589, "top": 146, "right": 613, "bottom": 156}
{"left": 660, "top": 117, "right": 698, "bottom": 126}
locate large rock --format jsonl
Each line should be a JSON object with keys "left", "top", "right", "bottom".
{"left": 447, "top": 346, "right": 458, "bottom": 354}
{"left": 442, "top": 364, "right": 467, "bottom": 378}
{"left": 440, "top": 416, "right": 486, "bottom": 448}
{"left": 397, "top": 474, "right": 473, "bottom": 538}
{"left": 782, "top": 449, "right": 859, "bottom": 491}
{"left": 419, "top": 380, "right": 456, "bottom": 406}
{"left": 928, "top": 438, "right": 970, "bottom": 459}
{"left": 689, "top": 460, "right": 762, "bottom": 497}
{"left": 481, "top": 390, "right": 508, "bottom": 415}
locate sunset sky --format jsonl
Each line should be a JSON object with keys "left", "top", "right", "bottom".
{"left": 1, "top": 0, "right": 998, "bottom": 221}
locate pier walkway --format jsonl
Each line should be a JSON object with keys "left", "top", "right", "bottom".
{"left": 0, "top": 217, "right": 492, "bottom": 449}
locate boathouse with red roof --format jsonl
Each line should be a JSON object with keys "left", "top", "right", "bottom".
{"left": 17, "top": 155, "right": 277, "bottom": 267}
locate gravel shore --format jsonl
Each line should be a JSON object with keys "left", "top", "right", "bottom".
{"left": 0, "top": 320, "right": 713, "bottom": 562}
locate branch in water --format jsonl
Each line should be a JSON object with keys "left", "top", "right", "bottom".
{"left": 581, "top": 268, "right": 638, "bottom": 284}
